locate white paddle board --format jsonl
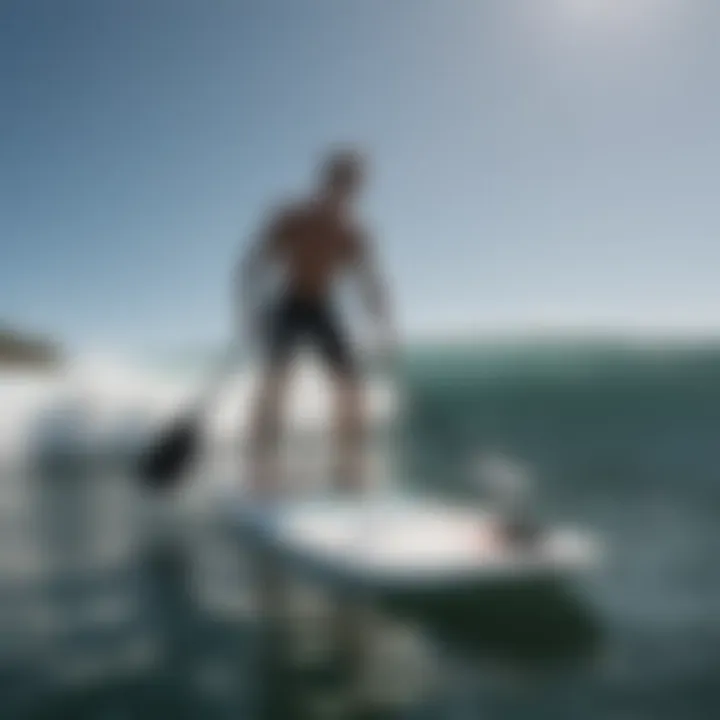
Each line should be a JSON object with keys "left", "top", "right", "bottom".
{"left": 220, "top": 495, "right": 601, "bottom": 596}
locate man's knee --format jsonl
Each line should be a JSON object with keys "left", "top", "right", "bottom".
{"left": 334, "top": 375, "right": 364, "bottom": 436}
{"left": 336, "top": 374, "right": 362, "bottom": 406}
{"left": 251, "top": 370, "right": 289, "bottom": 439}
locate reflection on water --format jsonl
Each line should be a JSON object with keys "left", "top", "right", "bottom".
{"left": 0, "top": 447, "right": 601, "bottom": 720}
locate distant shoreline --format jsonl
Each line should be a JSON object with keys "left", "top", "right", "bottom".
{"left": 0, "top": 327, "right": 61, "bottom": 369}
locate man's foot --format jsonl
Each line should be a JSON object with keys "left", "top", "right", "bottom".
{"left": 492, "top": 516, "right": 544, "bottom": 550}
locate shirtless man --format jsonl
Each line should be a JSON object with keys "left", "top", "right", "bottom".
{"left": 238, "top": 149, "right": 392, "bottom": 498}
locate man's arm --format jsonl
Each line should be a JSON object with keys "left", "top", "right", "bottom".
{"left": 234, "top": 209, "right": 287, "bottom": 342}
{"left": 235, "top": 236, "right": 266, "bottom": 319}
{"left": 353, "top": 232, "right": 394, "bottom": 351}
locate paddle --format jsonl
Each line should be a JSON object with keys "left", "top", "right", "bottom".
{"left": 387, "top": 344, "right": 408, "bottom": 484}
{"left": 136, "top": 343, "right": 240, "bottom": 492}
{"left": 368, "top": 334, "right": 408, "bottom": 496}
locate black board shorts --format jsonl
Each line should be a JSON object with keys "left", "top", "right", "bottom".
{"left": 263, "top": 293, "right": 356, "bottom": 377}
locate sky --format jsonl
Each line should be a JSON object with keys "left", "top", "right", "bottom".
{"left": 2, "top": 0, "right": 720, "bottom": 354}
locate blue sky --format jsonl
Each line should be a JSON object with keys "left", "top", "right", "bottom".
{"left": 2, "top": 0, "right": 720, "bottom": 353}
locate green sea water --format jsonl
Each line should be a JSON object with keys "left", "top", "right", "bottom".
{"left": 4, "top": 338, "right": 720, "bottom": 718}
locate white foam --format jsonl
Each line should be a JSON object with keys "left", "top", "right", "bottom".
{"left": 206, "top": 361, "right": 398, "bottom": 444}
{"left": 0, "top": 356, "right": 398, "bottom": 470}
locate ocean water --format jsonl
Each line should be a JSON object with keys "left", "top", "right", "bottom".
{"left": 1, "top": 339, "right": 720, "bottom": 719}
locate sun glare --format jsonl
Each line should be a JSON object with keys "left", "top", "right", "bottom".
{"left": 560, "top": 0, "right": 671, "bottom": 28}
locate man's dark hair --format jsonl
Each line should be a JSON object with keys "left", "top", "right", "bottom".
{"left": 321, "top": 148, "right": 364, "bottom": 190}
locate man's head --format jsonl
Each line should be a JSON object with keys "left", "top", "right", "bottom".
{"left": 318, "top": 149, "right": 365, "bottom": 205}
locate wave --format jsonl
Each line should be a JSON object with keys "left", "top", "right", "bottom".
{"left": 405, "top": 337, "right": 720, "bottom": 389}
{"left": 5, "top": 337, "right": 720, "bottom": 479}
{"left": 0, "top": 353, "right": 397, "bottom": 471}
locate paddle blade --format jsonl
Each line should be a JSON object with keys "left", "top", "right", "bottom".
{"left": 136, "top": 414, "right": 201, "bottom": 491}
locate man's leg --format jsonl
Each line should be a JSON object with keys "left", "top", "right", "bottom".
{"left": 246, "top": 367, "right": 289, "bottom": 501}
{"left": 333, "top": 373, "right": 366, "bottom": 494}
{"left": 246, "top": 296, "right": 298, "bottom": 500}
{"left": 310, "top": 304, "right": 365, "bottom": 494}
{"left": 312, "top": 311, "right": 372, "bottom": 683}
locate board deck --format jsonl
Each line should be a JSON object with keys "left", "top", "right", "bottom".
{"left": 220, "top": 494, "right": 601, "bottom": 596}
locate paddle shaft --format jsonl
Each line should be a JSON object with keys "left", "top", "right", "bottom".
{"left": 381, "top": 344, "right": 409, "bottom": 494}
{"left": 185, "top": 341, "right": 242, "bottom": 419}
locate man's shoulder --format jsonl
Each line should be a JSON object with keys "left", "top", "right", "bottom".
{"left": 267, "top": 197, "right": 313, "bottom": 225}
